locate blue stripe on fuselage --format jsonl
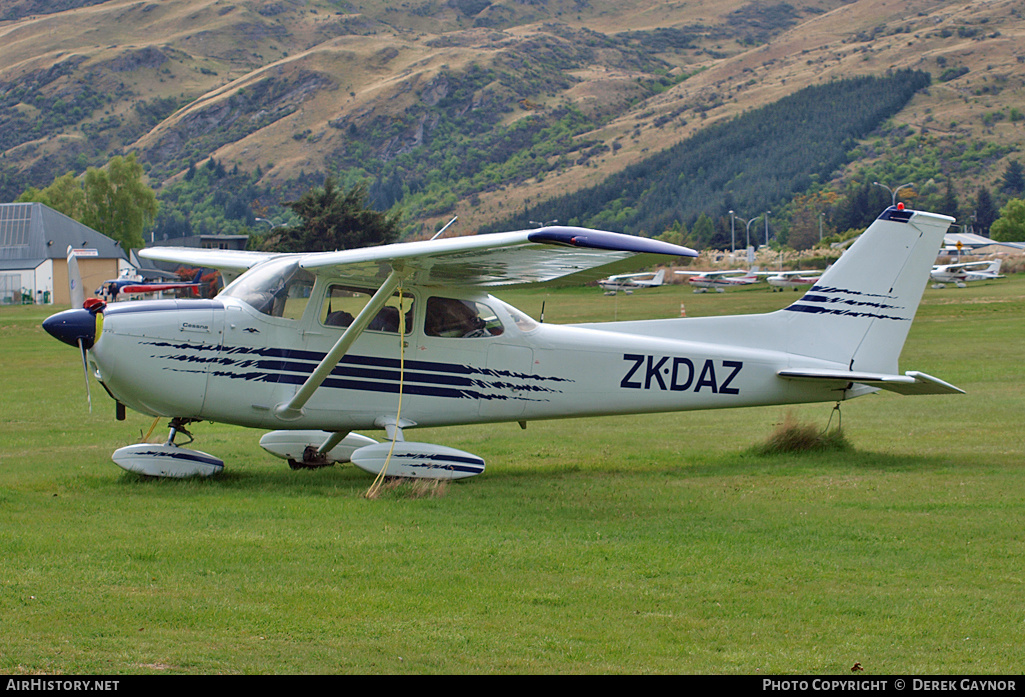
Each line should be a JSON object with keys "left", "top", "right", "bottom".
{"left": 142, "top": 340, "right": 569, "bottom": 403}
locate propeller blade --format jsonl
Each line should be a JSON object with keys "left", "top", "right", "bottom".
{"left": 78, "top": 338, "right": 92, "bottom": 413}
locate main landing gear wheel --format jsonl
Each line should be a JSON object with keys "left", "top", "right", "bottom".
{"left": 287, "top": 446, "right": 335, "bottom": 470}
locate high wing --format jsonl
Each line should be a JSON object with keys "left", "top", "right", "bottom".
{"left": 140, "top": 227, "right": 695, "bottom": 290}
{"left": 934, "top": 260, "right": 992, "bottom": 272}
{"left": 298, "top": 226, "right": 695, "bottom": 288}
{"left": 606, "top": 272, "right": 660, "bottom": 281}
{"left": 765, "top": 270, "right": 822, "bottom": 277}
{"left": 139, "top": 248, "right": 279, "bottom": 285}
{"left": 682, "top": 269, "right": 749, "bottom": 278}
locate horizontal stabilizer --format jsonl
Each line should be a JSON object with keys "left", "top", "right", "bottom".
{"left": 778, "top": 368, "right": 964, "bottom": 395}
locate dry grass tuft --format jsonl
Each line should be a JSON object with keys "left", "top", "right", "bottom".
{"left": 367, "top": 476, "right": 450, "bottom": 499}
{"left": 756, "top": 410, "right": 852, "bottom": 455}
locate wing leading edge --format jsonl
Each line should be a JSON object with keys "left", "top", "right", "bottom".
{"left": 298, "top": 226, "right": 697, "bottom": 288}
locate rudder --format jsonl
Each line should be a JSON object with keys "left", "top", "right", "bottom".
{"left": 777, "top": 207, "right": 953, "bottom": 373}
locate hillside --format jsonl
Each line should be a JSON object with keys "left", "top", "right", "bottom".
{"left": 0, "top": 0, "right": 1022, "bottom": 240}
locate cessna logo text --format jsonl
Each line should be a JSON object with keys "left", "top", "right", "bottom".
{"left": 621, "top": 354, "right": 742, "bottom": 394}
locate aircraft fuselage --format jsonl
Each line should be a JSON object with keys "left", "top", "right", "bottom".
{"left": 85, "top": 290, "right": 845, "bottom": 434}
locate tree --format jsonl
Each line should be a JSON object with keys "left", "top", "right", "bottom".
{"left": 788, "top": 191, "right": 838, "bottom": 251}
{"left": 989, "top": 198, "right": 1025, "bottom": 242}
{"left": 263, "top": 178, "right": 400, "bottom": 253}
{"left": 1000, "top": 160, "right": 1024, "bottom": 196}
{"left": 18, "top": 172, "right": 86, "bottom": 219}
{"left": 18, "top": 153, "right": 157, "bottom": 250}
{"left": 938, "top": 180, "right": 960, "bottom": 220}
{"left": 788, "top": 207, "right": 822, "bottom": 251}
{"left": 655, "top": 220, "right": 687, "bottom": 247}
{"left": 833, "top": 181, "right": 890, "bottom": 233}
{"left": 689, "top": 213, "right": 716, "bottom": 248}
{"left": 973, "top": 186, "right": 998, "bottom": 236}
{"left": 81, "top": 154, "right": 158, "bottom": 250}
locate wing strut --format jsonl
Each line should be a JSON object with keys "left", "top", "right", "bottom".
{"left": 274, "top": 268, "right": 404, "bottom": 420}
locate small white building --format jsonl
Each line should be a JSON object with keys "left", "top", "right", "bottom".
{"left": 0, "top": 202, "right": 129, "bottom": 306}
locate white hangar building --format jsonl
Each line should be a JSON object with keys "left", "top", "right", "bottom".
{"left": 0, "top": 202, "right": 129, "bottom": 306}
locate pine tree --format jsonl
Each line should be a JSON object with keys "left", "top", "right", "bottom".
{"left": 939, "top": 180, "right": 960, "bottom": 220}
{"left": 973, "top": 186, "right": 998, "bottom": 236}
{"left": 689, "top": 213, "right": 715, "bottom": 248}
{"left": 264, "top": 178, "right": 400, "bottom": 253}
{"left": 1000, "top": 160, "right": 1024, "bottom": 196}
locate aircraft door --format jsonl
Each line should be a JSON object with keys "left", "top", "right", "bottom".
{"left": 480, "top": 343, "right": 534, "bottom": 419}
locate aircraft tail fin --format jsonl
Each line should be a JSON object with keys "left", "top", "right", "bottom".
{"left": 652, "top": 269, "right": 666, "bottom": 285}
{"left": 775, "top": 207, "right": 953, "bottom": 373}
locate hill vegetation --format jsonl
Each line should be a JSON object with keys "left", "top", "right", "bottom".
{"left": 0, "top": 0, "right": 1023, "bottom": 248}
{"left": 493, "top": 70, "right": 934, "bottom": 240}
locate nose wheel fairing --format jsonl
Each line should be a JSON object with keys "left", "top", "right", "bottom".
{"left": 111, "top": 419, "right": 223, "bottom": 478}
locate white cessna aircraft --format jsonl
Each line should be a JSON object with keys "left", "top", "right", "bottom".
{"left": 598, "top": 269, "right": 665, "bottom": 295}
{"left": 766, "top": 269, "right": 824, "bottom": 291}
{"left": 43, "top": 206, "right": 961, "bottom": 480}
{"left": 678, "top": 268, "right": 762, "bottom": 292}
{"left": 930, "top": 259, "right": 1003, "bottom": 288}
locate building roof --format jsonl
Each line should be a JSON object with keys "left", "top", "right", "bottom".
{"left": 0, "top": 202, "right": 127, "bottom": 270}
{"left": 943, "top": 232, "right": 1002, "bottom": 248}
{"left": 156, "top": 234, "right": 250, "bottom": 249}
{"left": 129, "top": 249, "right": 180, "bottom": 280}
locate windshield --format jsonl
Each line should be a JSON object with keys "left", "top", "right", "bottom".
{"left": 221, "top": 257, "right": 314, "bottom": 318}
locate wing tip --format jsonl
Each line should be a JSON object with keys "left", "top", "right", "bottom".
{"left": 528, "top": 226, "right": 697, "bottom": 258}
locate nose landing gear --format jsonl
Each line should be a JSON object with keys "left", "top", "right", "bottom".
{"left": 111, "top": 417, "right": 224, "bottom": 478}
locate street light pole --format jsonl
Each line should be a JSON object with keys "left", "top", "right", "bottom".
{"left": 737, "top": 215, "right": 762, "bottom": 251}
{"left": 729, "top": 210, "right": 735, "bottom": 255}
{"left": 873, "top": 181, "right": 914, "bottom": 206}
{"left": 255, "top": 217, "right": 283, "bottom": 230}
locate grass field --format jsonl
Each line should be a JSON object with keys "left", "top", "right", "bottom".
{"left": 1, "top": 276, "right": 1023, "bottom": 674}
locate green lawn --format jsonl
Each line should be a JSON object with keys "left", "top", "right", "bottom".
{"left": 1, "top": 275, "right": 1022, "bottom": 674}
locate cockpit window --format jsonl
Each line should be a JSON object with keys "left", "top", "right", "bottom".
{"left": 425, "top": 297, "right": 504, "bottom": 338}
{"left": 220, "top": 257, "right": 314, "bottom": 319}
{"left": 321, "top": 285, "right": 414, "bottom": 334}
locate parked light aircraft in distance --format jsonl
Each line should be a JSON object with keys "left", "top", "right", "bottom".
{"left": 43, "top": 206, "right": 963, "bottom": 480}
{"left": 678, "top": 268, "right": 762, "bottom": 292}
{"left": 96, "top": 268, "right": 206, "bottom": 302}
{"left": 598, "top": 269, "right": 665, "bottom": 294}
{"left": 930, "top": 259, "right": 1003, "bottom": 288}
{"left": 766, "top": 269, "right": 824, "bottom": 291}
